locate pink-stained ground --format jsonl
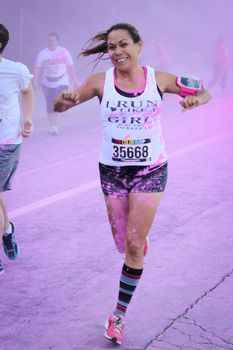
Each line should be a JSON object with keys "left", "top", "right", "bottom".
{"left": 0, "top": 90, "right": 233, "bottom": 349}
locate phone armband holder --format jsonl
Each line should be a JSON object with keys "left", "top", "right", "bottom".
{"left": 176, "top": 76, "right": 203, "bottom": 97}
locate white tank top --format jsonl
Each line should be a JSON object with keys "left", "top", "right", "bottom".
{"left": 99, "top": 66, "right": 167, "bottom": 166}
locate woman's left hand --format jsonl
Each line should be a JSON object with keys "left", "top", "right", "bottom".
{"left": 179, "top": 95, "right": 201, "bottom": 112}
{"left": 179, "top": 89, "right": 212, "bottom": 112}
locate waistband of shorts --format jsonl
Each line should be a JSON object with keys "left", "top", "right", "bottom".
{"left": 0, "top": 143, "right": 21, "bottom": 149}
{"left": 99, "top": 161, "right": 168, "bottom": 171}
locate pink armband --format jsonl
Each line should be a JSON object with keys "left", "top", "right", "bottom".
{"left": 176, "top": 76, "right": 203, "bottom": 97}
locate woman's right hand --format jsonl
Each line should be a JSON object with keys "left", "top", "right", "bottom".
{"left": 54, "top": 91, "right": 80, "bottom": 112}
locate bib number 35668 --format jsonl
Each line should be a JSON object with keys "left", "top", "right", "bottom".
{"left": 112, "top": 144, "right": 150, "bottom": 162}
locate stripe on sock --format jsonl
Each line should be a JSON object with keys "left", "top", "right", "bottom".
{"left": 120, "top": 281, "right": 135, "bottom": 292}
{"left": 116, "top": 304, "right": 127, "bottom": 314}
{"left": 119, "top": 287, "right": 134, "bottom": 296}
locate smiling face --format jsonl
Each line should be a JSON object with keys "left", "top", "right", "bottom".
{"left": 107, "top": 29, "right": 142, "bottom": 71}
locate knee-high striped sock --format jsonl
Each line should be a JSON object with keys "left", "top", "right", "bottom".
{"left": 114, "top": 263, "right": 143, "bottom": 317}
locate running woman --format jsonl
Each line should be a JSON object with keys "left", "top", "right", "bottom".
{"left": 54, "top": 23, "right": 211, "bottom": 345}
{"left": 0, "top": 24, "right": 34, "bottom": 274}
{"left": 34, "top": 32, "right": 78, "bottom": 135}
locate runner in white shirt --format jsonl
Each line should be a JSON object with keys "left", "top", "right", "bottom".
{"left": 54, "top": 23, "right": 212, "bottom": 346}
{"left": 0, "top": 23, "right": 34, "bottom": 275}
{"left": 34, "top": 32, "right": 78, "bottom": 134}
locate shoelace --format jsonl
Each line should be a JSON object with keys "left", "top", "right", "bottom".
{"left": 112, "top": 317, "right": 124, "bottom": 334}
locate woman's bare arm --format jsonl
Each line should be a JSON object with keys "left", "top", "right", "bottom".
{"left": 155, "top": 71, "right": 212, "bottom": 112}
{"left": 54, "top": 72, "right": 105, "bottom": 112}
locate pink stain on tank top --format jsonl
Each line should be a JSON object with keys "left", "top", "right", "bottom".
{"left": 114, "top": 67, "right": 147, "bottom": 94}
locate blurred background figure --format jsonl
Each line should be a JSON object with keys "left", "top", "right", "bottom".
{"left": 149, "top": 41, "right": 170, "bottom": 71}
{"left": 208, "top": 35, "right": 229, "bottom": 95}
{"left": 33, "top": 32, "right": 78, "bottom": 135}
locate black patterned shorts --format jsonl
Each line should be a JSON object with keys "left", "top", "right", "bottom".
{"left": 99, "top": 162, "right": 168, "bottom": 199}
{"left": 0, "top": 144, "right": 21, "bottom": 192}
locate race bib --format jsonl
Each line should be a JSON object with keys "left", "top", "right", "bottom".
{"left": 112, "top": 138, "right": 152, "bottom": 162}
{"left": 45, "top": 65, "right": 59, "bottom": 76}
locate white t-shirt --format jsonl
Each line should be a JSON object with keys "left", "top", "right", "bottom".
{"left": 0, "top": 58, "right": 33, "bottom": 144}
{"left": 35, "top": 46, "right": 74, "bottom": 88}
{"left": 100, "top": 66, "right": 167, "bottom": 166}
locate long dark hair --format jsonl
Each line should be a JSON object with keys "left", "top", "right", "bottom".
{"left": 79, "top": 23, "right": 142, "bottom": 68}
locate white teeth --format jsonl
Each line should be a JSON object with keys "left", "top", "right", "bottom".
{"left": 116, "top": 58, "right": 127, "bottom": 63}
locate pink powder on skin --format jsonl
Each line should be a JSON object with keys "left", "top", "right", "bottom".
{"left": 114, "top": 67, "right": 148, "bottom": 94}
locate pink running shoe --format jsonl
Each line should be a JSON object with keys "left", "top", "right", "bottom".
{"left": 144, "top": 236, "right": 150, "bottom": 257}
{"left": 104, "top": 314, "right": 125, "bottom": 345}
